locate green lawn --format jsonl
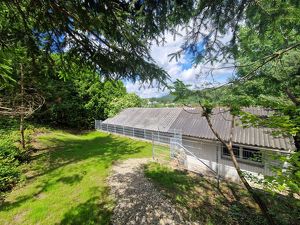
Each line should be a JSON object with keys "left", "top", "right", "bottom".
{"left": 144, "top": 162, "right": 300, "bottom": 225}
{"left": 0, "top": 130, "right": 152, "bottom": 225}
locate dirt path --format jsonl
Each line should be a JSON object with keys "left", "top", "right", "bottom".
{"left": 108, "top": 158, "right": 198, "bottom": 225}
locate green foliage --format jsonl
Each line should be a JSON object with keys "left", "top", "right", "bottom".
{"left": 106, "top": 93, "right": 143, "bottom": 118}
{"left": 1, "top": 0, "right": 182, "bottom": 85}
{"left": 0, "top": 118, "right": 52, "bottom": 198}
{"left": 32, "top": 72, "right": 128, "bottom": 129}
{"left": 232, "top": 18, "right": 300, "bottom": 194}
{"left": 170, "top": 0, "right": 300, "bottom": 67}
{"left": 3, "top": 0, "right": 299, "bottom": 86}
{"left": 264, "top": 151, "right": 300, "bottom": 194}
{"left": 0, "top": 51, "right": 14, "bottom": 88}
{"left": 170, "top": 1, "right": 300, "bottom": 195}
{"left": 0, "top": 118, "right": 21, "bottom": 197}
{"left": 240, "top": 109, "right": 300, "bottom": 138}
{"left": 78, "top": 78, "right": 127, "bottom": 121}
{"left": 1, "top": 49, "right": 137, "bottom": 129}
{"left": 171, "top": 79, "right": 193, "bottom": 103}
{"left": 148, "top": 94, "right": 176, "bottom": 104}
{"left": 0, "top": 156, "right": 19, "bottom": 195}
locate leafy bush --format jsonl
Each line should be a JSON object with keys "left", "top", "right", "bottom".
{"left": 0, "top": 117, "right": 51, "bottom": 197}
{"left": 0, "top": 156, "right": 20, "bottom": 192}
{"left": 0, "top": 118, "right": 22, "bottom": 196}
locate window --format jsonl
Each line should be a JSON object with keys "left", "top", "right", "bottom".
{"left": 242, "top": 148, "right": 262, "bottom": 163}
{"left": 222, "top": 145, "right": 263, "bottom": 165}
{"left": 222, "top": 145, "right": 240, "bottom": 158}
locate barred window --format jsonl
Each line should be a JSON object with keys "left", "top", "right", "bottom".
{"left": 222, "top": 145, "right": 240, "bottom": 158}
{"left": 222, "top": 145, "right": 263, "bottom": 165}
{"left": 242, "top": 148, "right": 262, "bottom": 163}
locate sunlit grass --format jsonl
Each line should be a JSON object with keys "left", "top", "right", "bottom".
{"left": 144, "top": 162, "right": 299, "bottom": 225}
{"left": 0, "top": 131, "right": 152, "bottom": 225}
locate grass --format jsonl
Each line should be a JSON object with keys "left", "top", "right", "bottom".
{"left": 153, "top": 144, "right": 171, "bottom": 162}
{"left": 144, "top": 162, "right": 300, "bottom": 225}
{"left": 0, "top": 130, "right": 152, "bottom": 225}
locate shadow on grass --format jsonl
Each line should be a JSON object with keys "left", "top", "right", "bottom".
{"left": 59, "top": 187, "right": 113, "bottom": 225}
{"left": 57, "top": 174, "right": 83, "bottom": 185}
{"left": 0, "top": 132, "right": 150, "bottom": 223}
{"left": 144, "top": 162, "right": 300, "bottom": 225}
{"left": 0, "top": 172, "right": 85, "bottom": 213}
{"left": 25, "top": 132, "right": 148, "bottom": 180}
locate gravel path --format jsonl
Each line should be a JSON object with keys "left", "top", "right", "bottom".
{"left": 108, "top": 158, "right": 198, "bottom": 225}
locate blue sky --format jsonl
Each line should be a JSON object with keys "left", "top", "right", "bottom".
{"left": 125, "top": 31, "right": 235, "bottom": 98}
{"left": 180, "top": 42, "right": 204, "bottom": 70}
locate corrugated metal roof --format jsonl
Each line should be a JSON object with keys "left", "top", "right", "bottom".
{"left": 103, "top": 107, "right": 295, "bottom": 150}
{"left": 103, "top": 107, "right": 182, "bottom": 132}
{"left": 169, "top": 107, "right": 294, "bottom": 150}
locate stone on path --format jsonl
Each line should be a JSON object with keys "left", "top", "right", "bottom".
{"left": 108, "top": 158, "right": 199, "bottom": 225}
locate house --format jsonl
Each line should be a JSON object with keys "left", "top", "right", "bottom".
{"left": 97, "top": 107, "right": 295, "bottom": 182}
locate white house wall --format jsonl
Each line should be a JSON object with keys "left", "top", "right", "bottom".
{"left": 182, "top": 137, "right": 274, "bottom": 182}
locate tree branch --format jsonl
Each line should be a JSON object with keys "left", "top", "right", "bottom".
{"left": 196, "top": 42, "right": 300, "bottom": 92}
{"left": 285, "top": 88, "right": 300, "bottom": 106}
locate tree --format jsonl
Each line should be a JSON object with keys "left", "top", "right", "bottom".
{"left": 223, "top": 38, "right": 300, "bottom": 195}
{"left": 1, "top": 0, "right": 194, "bottom": 84}
{"left": 3, "top": 1, "right": 299, "bottom": 86}
{"left": 106, "top": 93, "right": 143, "bottom": 118}
{"left": 32, "top": 70, "right": 128, "bottom": 129}
{"left": 169, "top": 1, "right": 300, "bottom": 70}
{"left": 171, "top": 80, "right": 276, "bottom": 225}
{"left": 75, "top": 76, "right": 128, "bottom": 126}
{"left": 0, "top": 64, "right": 44, "bottom": 149}
{"left": 234, "top": 25, "right": 300, "bottom": 150}
{"left": 0, "top": 44, "right": 46, "bottom": 149}
{"left": 170, "top": 0, "right": 300, "bottom": 198}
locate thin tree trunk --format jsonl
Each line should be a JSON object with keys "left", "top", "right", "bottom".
{"left": 20, "top": 113, "right": 25, "bottom": 149}
{"left": 202, "top": 107, "right": 276, "bottom": 225}
{"left": 20, "top": 63, "right": 25, "bottom": 150}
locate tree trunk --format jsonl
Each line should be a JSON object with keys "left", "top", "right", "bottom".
{"left": 202, "top": 108, "right": 276, "bottom": 225}
{"left": 20, "top": 63, "right": 25, "bottom": 150}
{"left": 20, "top": 113, "right": 25, "bottom": 149}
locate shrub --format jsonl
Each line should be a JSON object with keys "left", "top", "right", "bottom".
{"left": 0, "top": 117, "right": 49, "bottom": 196}
{"left": 0, "top": 117, "right": 22, "bottom": 195}
{"left": 0, "top": 156, "right": 20, "bottom": 192}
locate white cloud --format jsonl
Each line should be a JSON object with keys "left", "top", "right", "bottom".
{"left": 181, "top": 67, "right": 200, "bottom": 82}
{"left": 126, "top": 28, "right": 235, "bottom": 98}
{"left": 125, "top": 82, "right": 168, "bottom": 98}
